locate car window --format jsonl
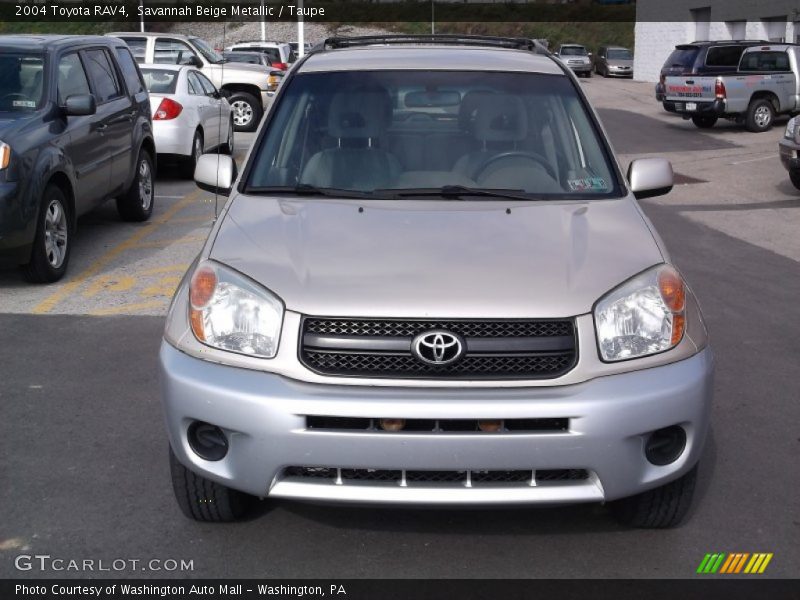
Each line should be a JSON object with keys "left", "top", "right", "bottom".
{"left": 140, "top": 68, "right": 179, "bottom": 94}
{"left": 115, "top": 47, "right": 145, "bottom": 94}
{"left": 740, "top": 51, "right": 790, "bottom": 71}
{"left": 560, "top": 47, "right": 587, "bottom": 56}
{"left": 0, "top": 52, "right": 45, "bottom": 112}
{"left": 57, "top": 52, "right": 91, "bottom": 105}
{"left": 664, "top": 47, "right": 699, "bottom": 71}
{"left": 607, "top": 49, "right": 632, "bottom": 60}
{"left": 246, "top": 70, "right": 619, "bottom": 198}
{"left": 119, "top": 37, "right": 147, "bottom": 64}
{"left": 83, "top": 49, "right": 123, "bottom": 104}
{"left": 705, "top": 45, "right": 744, "bottom": 67}
{"left": 154, "top": 39, "right": 198, "bottom": 65}
{"left": 233, "top": 46, "right": 280, "bottom": 62}
{"left": 196, "top": 72, "right": 217, "bottom": 96}
{"left": 189, "top": 37, "right": 223, "bottom": 64}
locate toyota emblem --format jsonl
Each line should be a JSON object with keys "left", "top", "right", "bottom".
{"left": 412, "top": 330, "right": 464, "bottom": 365}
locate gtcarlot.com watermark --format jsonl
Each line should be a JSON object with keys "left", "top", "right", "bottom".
{"left": 14, "top": 554, "right": 194, "bottom": 572}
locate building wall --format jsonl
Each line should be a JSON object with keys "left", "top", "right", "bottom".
{"left": 634, "top": 0, "right": 800, "bottom": 82}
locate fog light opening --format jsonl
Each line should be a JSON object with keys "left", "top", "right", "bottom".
{"left": 188, "top": 421, "right": 228, "bottom": 461}
{"left": 380, "top": 418, "right": 406, "bottom": 432}
{"left": 645, "top": 425, "right": 686, "bottom": 466}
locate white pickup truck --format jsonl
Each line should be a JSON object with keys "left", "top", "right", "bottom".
{"left": 664, "top": 44, "right": 800, "bottom": 132}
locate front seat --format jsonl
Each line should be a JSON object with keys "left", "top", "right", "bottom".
{"left": 300, "top": 87, "right": 401, "bottom": 191}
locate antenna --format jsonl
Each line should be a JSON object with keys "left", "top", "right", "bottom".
{"left": 214, "top": 20, "right": 227, "bottom": 220}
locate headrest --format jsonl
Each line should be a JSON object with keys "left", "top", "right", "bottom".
{"left": 473, "top": 94, "right": 528, "bottom": 142}
{"left": 458, "top": 90, "right": 495, "bottom": 132}
{"left": 328, "top": 87, "right": 391, "bottom": 139}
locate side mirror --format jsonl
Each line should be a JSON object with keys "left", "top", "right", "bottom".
{"left": 628, "top": 158, "right": 674, "bottom": 200}
{"left": 195, "top": 154, "right": 236, "bottom": 196}
{"left": 554, "top": 52, "right": 560, "bottom": 57}
{"left": 63, "top": 94, "right": 96, "bottom": 116}
{"left": 216, "top": 88, "right": 231, "bottom": 99}
{"left": 187, "top": 55, "right": 203, "bottom": 68}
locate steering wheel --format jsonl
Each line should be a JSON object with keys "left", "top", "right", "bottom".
{"left": 0, "top": 93, "right": 28, "bottom": 103}
{"left": 472, "top": 151, "right": 557, "bottom": 182}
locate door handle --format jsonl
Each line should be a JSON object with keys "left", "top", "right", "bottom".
{"left": 95, "top": 123, "right": 108, "bottom": 132}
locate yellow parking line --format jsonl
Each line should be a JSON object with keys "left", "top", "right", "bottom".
{"left": 139, "top": 264, "right": 190, "bottom": 276}
{"left": 32, "top": 191, "right": 202, "bottom": 315}
{"left": 82, "top": 274, "right": 137, "bottom": 299}
{"left": 131, "top": 234, "right": 206, "bottom": 249}
{"left": 89, "top": 299, "right": 166, "bottom": 316}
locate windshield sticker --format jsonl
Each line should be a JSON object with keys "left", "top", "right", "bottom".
{"left": 12, "top": 100, "right": 36, "bottom": 108}
{"left": 568, "top": 177, "right": 607, "bottom": 192}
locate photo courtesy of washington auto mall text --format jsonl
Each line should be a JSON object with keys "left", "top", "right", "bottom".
{"left": 1, "top": 0, "right": 799, "bottom": 599}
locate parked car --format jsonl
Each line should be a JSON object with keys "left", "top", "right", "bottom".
{"left": 554, "top": 43, "right": 592, "bottom": 77}
{"left": 0, "top": 34, "right": 155, "bottom": 283}
{"left": 779, "top": 116, "right": 800, "bottom": 189}
{"left": 225, "top": 41, "right": 296, "bottom": 71}
{"left": 663, "top": 43, "right": 800, "bottom": 131}
{"left": 222, "top": 51, "right": 283, "bottom": 93}
{"left": 289, "top": 42, "right": 313, "bottom": 56}
{"left": 108, "top": 32, "right": 272, "bottom": 132}
{"left": 595, "top": 46, "right": 633, "bottom": 77}
{"left": 140, "top": 65, "right": 233, "bottom": 178}
{"left": 161, "top": 35, "right": 713, "bottom": 529}
{"left": 655, "top": 40, "right": 767, "bottom": 102}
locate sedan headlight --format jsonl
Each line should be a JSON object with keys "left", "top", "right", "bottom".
{"left": 594, "top": 265, "right": 686, "bottom": 362}
{"left": 0, "top": 141, "right": 10, "bottom": 170}
{"left": 784, "top": 118, "right": 796, "bottom": 140}
{"left": 189, "top": 261, "right": 284, "bottom": 358}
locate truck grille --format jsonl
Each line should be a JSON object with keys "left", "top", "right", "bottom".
{"left": 300, "top": 317, "right": 577, "bottom": 379}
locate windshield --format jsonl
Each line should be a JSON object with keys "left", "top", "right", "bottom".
{"left": 560, "top": 46, "right": 587, "bottom": 56}
{"left": 190, "top": 37, "right": 223, "bottom": 64}
{"left": 0, "top": 52, "right": 45, "bottom": 113}
{"left": 607, "top": 49, "right": 632, "bottom": 60}
{"left": 246, "top": 70, "right": 619, "bottom": 199}
{"left": 140, "top": 68, "right": 179, "bottom": 94}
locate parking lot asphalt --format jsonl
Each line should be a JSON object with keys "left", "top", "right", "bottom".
{"left": 1, "top": 77, "right": 799, "bottom": 579}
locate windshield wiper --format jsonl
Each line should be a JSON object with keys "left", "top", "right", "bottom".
{"left": 377, "top": 186, "right": 544, "bottom": 202}
{"left": 246, "top": 184, "right": 381, "bottom": 199}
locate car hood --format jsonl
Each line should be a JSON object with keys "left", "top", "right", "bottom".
{"left": 209, "top": 196, "right": 664, "bottom": 318}
{"left": 0, "top": 113, "right": 37, "bottom": 139}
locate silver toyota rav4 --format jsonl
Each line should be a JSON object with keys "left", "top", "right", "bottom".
{"left": 160, "top": 36, "right": 714, "bottom": 528}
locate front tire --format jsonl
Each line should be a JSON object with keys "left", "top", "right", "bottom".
{"left": 117, "top": 149, "right": 154, "bottom": 222}
{"left": 692, "top": 115, "right": 718, "bottom": 129}
{"left": 23, "top": 185, "right": 71, "bottom": 283}
{"left": 789, "top": 169, "right": 800, "bottom": 191}
{"left": 745, "top": 98, "right": 775, "bottom": 132}
{"left": 169, "top": 446, "right": 255, "bottom": 522}
{"left": 229, "top": 91, "right": 262, "bottom": 132}
{"left": 609, "top": 464, "right": 698, "bottom": 528}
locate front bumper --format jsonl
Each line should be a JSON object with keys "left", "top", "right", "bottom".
{"left": 160, "top": 342, "right": 714, "bottom": 505}
{"left": 566, "top": 63, "right": 592, "bottom": 74}
{"left": 779, "top": 138, "right": 800, "bottom": 172}
{"left": 0, "top": 180, "right": 33, "bottom": 265}
{"left": 606, "top": 66, "right": 633, "bottom": 77}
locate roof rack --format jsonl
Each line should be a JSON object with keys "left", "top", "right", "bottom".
{"left": 315, "top": 35, "right": 550, "bottom": 55}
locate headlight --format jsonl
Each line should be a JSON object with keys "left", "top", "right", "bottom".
{"left": 594, "top": 264, "right": 686, "bottom": 362}
{"left": 0, "top": 141, "right": 10, "bottom": 170}
{"left": 189, "top": 261, "right": 284, "bottom": 358}
{"left": 785, "top": 118, "right": 796, "bottom": 139}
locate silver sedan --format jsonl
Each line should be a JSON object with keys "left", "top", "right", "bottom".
{"left": 140, "top": 65, "right": 234, "bottom": 178}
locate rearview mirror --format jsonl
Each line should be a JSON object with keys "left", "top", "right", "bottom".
{"left": 63, "top": 94, "right": 96, "bottom": 117}
{"left": 627, "top": 158, "right": 673, "bottom": 200}
{"left": 195, "top": 154, "right": 237, "bottom": 196}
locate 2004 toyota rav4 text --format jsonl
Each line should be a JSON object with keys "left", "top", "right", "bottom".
{"left": 160, "top": 36, "right": 713, "bottom": 528}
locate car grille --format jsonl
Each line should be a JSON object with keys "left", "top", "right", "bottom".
{"left": 300, "top": 317, "right": 577, "bottom": 380}
{"left": 283, "top": 467, "right": 589, "bottom": 486}
{"left": 305, "top": 416, "right": 569, "bottom": 433}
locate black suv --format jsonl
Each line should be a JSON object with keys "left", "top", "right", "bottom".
{"left": 0, "top": 35, "right": 155, "bottom": 282}
{"left": 655, "top": 40, "right": 767, "bottom": 103}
